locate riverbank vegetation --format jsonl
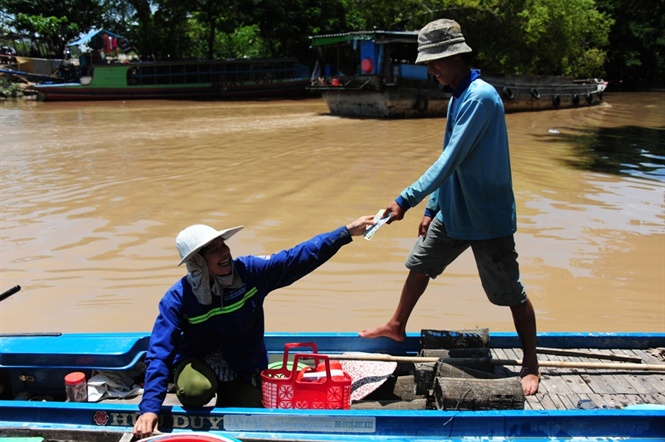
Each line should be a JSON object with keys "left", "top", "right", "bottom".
{"left": 0, "top": 0, "right": 662, "bottom": 90}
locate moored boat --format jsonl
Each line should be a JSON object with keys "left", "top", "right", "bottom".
{"left": 33, "top": 58, "right": 311, "bottom": 101}
{"left": 308, "top": 31, "right": 607, "bottom": 118}
{"left": 0, "top": 330, "right": 663, "bottom": 441}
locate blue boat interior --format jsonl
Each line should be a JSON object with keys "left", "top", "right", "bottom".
{"left": 0, "top": 332, "right": 663, "bottom": 440}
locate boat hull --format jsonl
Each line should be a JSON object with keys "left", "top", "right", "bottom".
{"left": 1, "top": 401, "right": 663, "bottom": 441}
{"left": 316, "top": 75, "right": 606, "bottom": 119}
{"left": 0, "top": 331, "right": 663, "bottom": 441}
{"left": 33, "top": 59, "right": 311, "bottom": 101}
{"left": 317, "top": 84, "right": 450, "bottom": 119}
{"left": 34, "top": 81, "right": 311, "bottom": 101}
{"left": 485, "top": 73, "right": 606, "bottom": 113}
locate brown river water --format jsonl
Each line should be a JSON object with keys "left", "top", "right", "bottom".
{"left": 1, "top": 92, "right": 663, "bottom": 335}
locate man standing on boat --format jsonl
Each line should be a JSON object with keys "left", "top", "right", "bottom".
{"left": 133, "top": 215, "right": 376, "bottom": 439}
{"left": 359, "top": 18, "right": 540, "bottom": 396}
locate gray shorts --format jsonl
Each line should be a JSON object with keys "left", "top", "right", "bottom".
{"left": 405, "top": 216, "right": 527, "bottom": 307}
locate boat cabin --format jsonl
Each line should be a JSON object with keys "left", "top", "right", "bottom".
{"left": 310, "top": 31, "right": 432, "bottom": 88}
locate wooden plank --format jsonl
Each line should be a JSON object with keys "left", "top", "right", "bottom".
{"left": 558, "top": 393, "right": 580, "bottom": 410}
{"left": 596, "top": 373, "right": 622, "bottom": 395}
{"left": 572, "top": 348, "right": 612, "bottom": 394}
{"left": 351, "top": 399, "right": 428, "bottom": 410}
{"left": 593, "top": 393, "right": 619, "bottom": 408}
{"left": 614, "top": 349, "right": 665, "bottom": 395}
{"left": 586, "top": 392, "right": 613, "bottom": 409}
{"left": 612, "top": 394, "right": 639, "bottom": 408}
{"left": 648, "top": 392, "right": 665, "bottom": 405}
{"left": 550, "top": 355, "right": 593, "bottom": 396}
{"left": 490, "top": 349, "right": 515, "bottom": 377}
{"left": 645, "top": 372, "right": 665, "bottom": 389}
{"left": 626, "top": 372, "right": 664, "bottom": 395}
{"left": 552, "top": 396, "right": 570, "bottom": 411}
{"left": 558, "top": 370, "right": 594, "bottom": 395}
{"left": 538, "top": 374, "right": 573, "bottom": 409}
{"left": 616, "top": 348, "right": 647, "bottom": 363}
{"left": 499, "top": 348, "right": 523, "bottom": 376}
{"left": 489, "top": 345, "right": 665, "bottom": 411}
{"left": 584, "top": 369, "right": 617, "bottom": 395}
{"left": 530, "top": 392, "right": 556, "bottom": 410}
{"left": 631, "top": 348, "right": 664, "bottom": 365}
{"left": 574, "top": 349, "right": 630, "bottom": 397}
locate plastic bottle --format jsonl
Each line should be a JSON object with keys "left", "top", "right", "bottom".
{"left": 64, "top": 371, "right": 88, "bottom": 402}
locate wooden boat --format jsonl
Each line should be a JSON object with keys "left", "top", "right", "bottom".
{"left": 308, "top": 31, "right": 608, "bottom": 118}
{"left": 0, "top": 329, "right": 663, "bottom": 441}
{"left": 32, "top": 58, "right": 311, "bottom": 101}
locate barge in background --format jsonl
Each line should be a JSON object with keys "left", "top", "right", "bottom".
{"left": 308, "top": 31, "right": 607, "bottom": 118}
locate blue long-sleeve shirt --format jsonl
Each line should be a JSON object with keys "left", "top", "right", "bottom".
{"left": 396, "top": 70, "right": 516, "bottom": 240}
{"left": 139, "top": 226, "right": 352, "bottom": 415}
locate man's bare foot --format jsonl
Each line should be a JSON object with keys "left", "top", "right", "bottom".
{"left": 358, "top": 322, "right": 406, "bottom": 342}
{"left": 520, "top": 367, "right": 540, "bottom": 396}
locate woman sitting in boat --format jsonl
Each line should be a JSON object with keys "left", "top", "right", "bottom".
{"left": 133, "top": 214, "right": 376, "bottom": 439}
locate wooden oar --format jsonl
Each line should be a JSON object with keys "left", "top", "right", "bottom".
{"left": 491, "top": 358, "right": 665, "bottom": 372}
{"left": 536, "top": 347, "right": 642, "bottom": 363}
{"left": 320, "top": 353, "right": 665, "bottom": 372}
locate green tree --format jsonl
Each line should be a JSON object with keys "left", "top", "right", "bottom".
{"left": 110, "top": 0, "right": 255, "bottom": 60}
{"left": 596, "top": 0, "right": 665, "bottom": 89}
{"left": 515, "top": 0, "right": 612, "bottom": 77}
{"left": 245, "top": 0, "right": 364, "bottom": 61}
{"left": 0, "top": 0, "right": 103, "bottom": 56}
{"left": 118, "top": 0, "right": 159, "bottom": 60}
{"left": 188, "top": 0, "right": 250, "bottom": 59}
{"left": 349, "top": 0, "right": 424, "bottom": 30}
{"left": 413, "top": 0, "right": 612, "bottom": 78}
{"left": 2, "top": 0, "right": 646, "bottom": 84}
{"left": 150, "top": 0, "right": 191, "bottom": 59}
{"left": 12, "top": 14, "right": 78, "bottom": 56}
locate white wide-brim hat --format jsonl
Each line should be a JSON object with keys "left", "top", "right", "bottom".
{"left": 176, "top": 224, "right": 244, "bottom": 266}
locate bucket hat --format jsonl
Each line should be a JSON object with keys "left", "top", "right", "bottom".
{"left": 415, "top": 19, "right": 472, "bottom": 64}
{"left": 176, "top": 224, "right": 243, "bottom": 266}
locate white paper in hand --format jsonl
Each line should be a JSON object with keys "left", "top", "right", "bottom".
{"left": 364, "top": 209, "right": 392, "bottom": 240}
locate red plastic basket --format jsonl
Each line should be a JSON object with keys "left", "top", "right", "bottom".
{"left": 261, "top": 342, "right": 351, "bottom": 409}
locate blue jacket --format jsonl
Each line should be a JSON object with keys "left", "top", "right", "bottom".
{"left": 396, "top": 70, "right": 516, "bottom": 240}
{"left": 139, "top": 226, "right": 352, "bottom": 414}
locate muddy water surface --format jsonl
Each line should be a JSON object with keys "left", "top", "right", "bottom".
{"left": 1, "top": 92, "right": 663, "bottom": 334}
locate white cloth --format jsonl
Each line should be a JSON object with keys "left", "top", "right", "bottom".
{"left": 87, "top": 371, "right": 143, "bottom": 402}
{"left": 185, "top": 254, "right": 242, "bottom": 305}
{"left": 339, "top": 353, "right": 397, "bottom": 401}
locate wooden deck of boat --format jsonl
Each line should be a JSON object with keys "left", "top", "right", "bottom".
{"left": 100, "top": 346, "right": 665, "bottom": 412}
{"left": 491, "top": 347, "right": 665, "bottom": 410}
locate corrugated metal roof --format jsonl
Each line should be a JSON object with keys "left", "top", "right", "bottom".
{"left": 310, "top": 31, "right": 418, "bottom": 47}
